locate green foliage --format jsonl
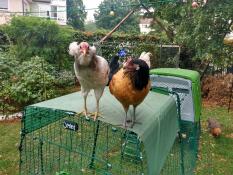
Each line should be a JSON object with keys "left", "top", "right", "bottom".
{"left": 149, "top": 0, "right": 233, "bottom": 66}
{"left": 53, "top": 70, "right": 75, "bottom": 88}
{"left": 56, "top": 171, "right": 70, "bottom": 175}
{"left": 0, "top": 53, "right": 56, "bottom": 107}
{"left": 11, "top": 56, "right": 56, "bottom": 104}
{"left": 0, "top": 52, "right": 19, "bottom": 113}
{"left": 0, "top": 121, "right": 21, "bottom": 174}
{"left": 84, "top": 21, "right": 97, "bottom": 32}
{"left": 94, "top": 0, "right": 140, "bottom": 33}
{"left": 67, "top": 0, "right": 87, "bottom": 30}
{"left": 0, "top": 52, "right": 75, "bottom": 112}
{"left": 0, "top": 52, "right": 18, "bottom": 81}
{"left": 71, "top": 30, "right": 159, "bottom": 63}
{"left": 72, "top": 30, "right": 159, "bottom": 44}
{"left": 3, "top": 16, "right": 75, "bottom": 69}
{"left": 0, "top": 28, "right": 10, "bottom": 51}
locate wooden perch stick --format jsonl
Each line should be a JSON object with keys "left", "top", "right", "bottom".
{"left": 99, "top": 8, "right": 137, "bottom": 43}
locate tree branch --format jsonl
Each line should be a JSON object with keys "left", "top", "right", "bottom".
{"left": 139, "top": 2, "right": 174, "bottom": 42}
{"left": 153, "top": 17, "right": 174, "bottom": 42}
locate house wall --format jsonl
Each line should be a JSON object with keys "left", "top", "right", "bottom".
{"left": 139, "top": 18, "right": 154, "bottom": 34}
{"left": 30, "top": 0, "right": 66, "bottom": 25}
{"left": 23, "top": 0, "right": 31, "bottom": 13}
{"left": 51, "top": 0, "right": 66, "bottom": 25}
{"left": 0, "top": 13, "right": 11, "bottom": 25}
{"left": 0, "top": 0, "right": 67, "bottom": 25}
{"left": 0, "top": 0, "right": 23, "bottom": 25}
{"left": 139, "top": 23, "right": 153, "bottom": 34}
{"left": 10, "top": 0, "right": 23, "bottom": 12}
{"left": 51, "top": 0, "right": 66, "bottom": 6}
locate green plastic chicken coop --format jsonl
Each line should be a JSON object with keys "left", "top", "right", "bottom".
{"left": 19, "top": 68, "right": 202, "bottom": 175}
{"left": 150, "top": 68, "right": 202, "bottom": 174}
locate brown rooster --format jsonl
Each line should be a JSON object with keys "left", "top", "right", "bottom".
{"left": 207, "top": 118, "right": 222, "bottom": 137}
{"left": 109, "top": 53, "right": 151, "bottom": 128}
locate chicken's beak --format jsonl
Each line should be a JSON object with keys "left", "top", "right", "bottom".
{"left": 82, "top": 49, "right": 87, "bottom": 55}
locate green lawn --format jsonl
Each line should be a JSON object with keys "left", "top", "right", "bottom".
{"left": 0, "top": 120, "right": 21, "bottom": 175}
{"left": 0, "top": 106, "right": 232, "bottom": 175}
{"left": 196, "top": 105, "right": 233, "bottom": 175}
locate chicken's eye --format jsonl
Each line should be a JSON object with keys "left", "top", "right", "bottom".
{"left": 80, "top": 45, "right": 82, "bottom": 49}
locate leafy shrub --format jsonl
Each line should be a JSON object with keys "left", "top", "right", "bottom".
{"left": 3, "top": 16, "right": 75, "bottom": 69}
{"left": 53, "top": 70, "right": 75, "bottom": 88}
{"left": 0, "top": 52, "right": 19, "bottom": 113}
{"left": 56, "top": 171, "right": 70, "bottom": 175}
{"left": 0, "top": 52, "right": 74, "bottom": 112}
{"left": 0, "top": 52, "right": 19, "bottom": 81}
{"left": 11, "top": 56, "right": 56, "bottom": 104}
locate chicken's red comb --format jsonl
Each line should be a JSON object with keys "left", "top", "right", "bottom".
{"left": 126, "top": 57, "right": 133, "bottom": 63}
{"left": 80, "top": 42, "right": 89, "bottom": 49}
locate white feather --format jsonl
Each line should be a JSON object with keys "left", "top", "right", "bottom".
{"left": 69, "top": 41, "right": 110, "bottom": 91}
{"left": 68, "top": 42, "right": 79, "bottom": 56}
{"left": 90, "top": 45, "right": 96, "bottom": 54}
{"left": 139, "top": 52, "right": 152, "bottom": 68}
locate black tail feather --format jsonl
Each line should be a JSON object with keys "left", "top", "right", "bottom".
{"left": 107, "top": 55, "right": 120, "bottom": 85}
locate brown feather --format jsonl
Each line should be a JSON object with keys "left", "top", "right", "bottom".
{"left": 109, "top": 68, "right": 151, "bottom": 108}
{"left": 89, "top": 55, "right": 98, "bottom": 70}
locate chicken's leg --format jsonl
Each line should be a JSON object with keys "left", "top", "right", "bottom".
{"left": 131, "top": 105, "right": 137, "bottom": 128}
{"left": 82, "top": 88, "right": 90, "bottom": 120}
{"left": 93, "top": 87, "right": 105, "bottom": 121}
{"left": 93, "top": 99, "right": 100, "bottom": 121}
{"left": 123, "top": 105, "right": 129, "bottom": 128}
{"left": 83, "top": 95, "right": 88, "bottom": 119}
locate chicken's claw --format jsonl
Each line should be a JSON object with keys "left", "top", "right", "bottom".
{"left": 82, "top": 109, "right": 90, "bottom": 120}
{"left": 89, "top": 112, "right": 103, "bottom": 121}
{"left": 123, "top": 118, "right": 131, "bottom": 129}
{"left": 75, "top": 110, "right": 90, "bottom": 120}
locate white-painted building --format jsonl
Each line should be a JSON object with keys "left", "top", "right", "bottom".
{"left": 30, "top": 0, "right": 67, "bottom": 25}
{"left": 138, "top": 7, "right": 155, "bottom": 34}
{"left": 0, "top": 0, "right": 31, "bottom": 25}
{"left": 0, "top": 0, "right": 67, "bottom": 25}
{"left": 139, "top": 18, "right": 154, "bottom": 34}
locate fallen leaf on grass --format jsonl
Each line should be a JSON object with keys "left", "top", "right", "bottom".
{"left": 225, "top": 133, "right": 233, "bottom": 139}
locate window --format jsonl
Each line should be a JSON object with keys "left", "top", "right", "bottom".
{"left": 57, "top": 6, "right": 66, "bottom": 21}
{"left": 0, "top": 0, "right": 8, "bottom": 10}
{"left": 39, "top": 5, "right": 50, "bottom": 18}
{"left": 51, "top": 6, "right": 57, "bottom": 19}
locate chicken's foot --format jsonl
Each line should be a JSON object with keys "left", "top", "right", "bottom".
{"left": 89, "top": 112, "right": 104, "bottom": 121}
{"left": 76, "top": 110, "right": 90, "bottom": 120}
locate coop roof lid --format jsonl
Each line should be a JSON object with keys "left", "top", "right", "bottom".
{"left": 31, "top": 88, "right": 179, "bottom": 175}
{"left": 150, "top": 68, "right": 200, "bottom": 83}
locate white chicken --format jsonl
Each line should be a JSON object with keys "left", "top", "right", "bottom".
{"left": 69, "top": 41, "right": 110, "bottom": 120}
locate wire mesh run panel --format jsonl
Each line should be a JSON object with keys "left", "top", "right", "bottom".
{"left": 19, "top": 106, "right": 202, "bottom": 175}
{"left": 19, "top": 106, "right": 148, "bottom": 175}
